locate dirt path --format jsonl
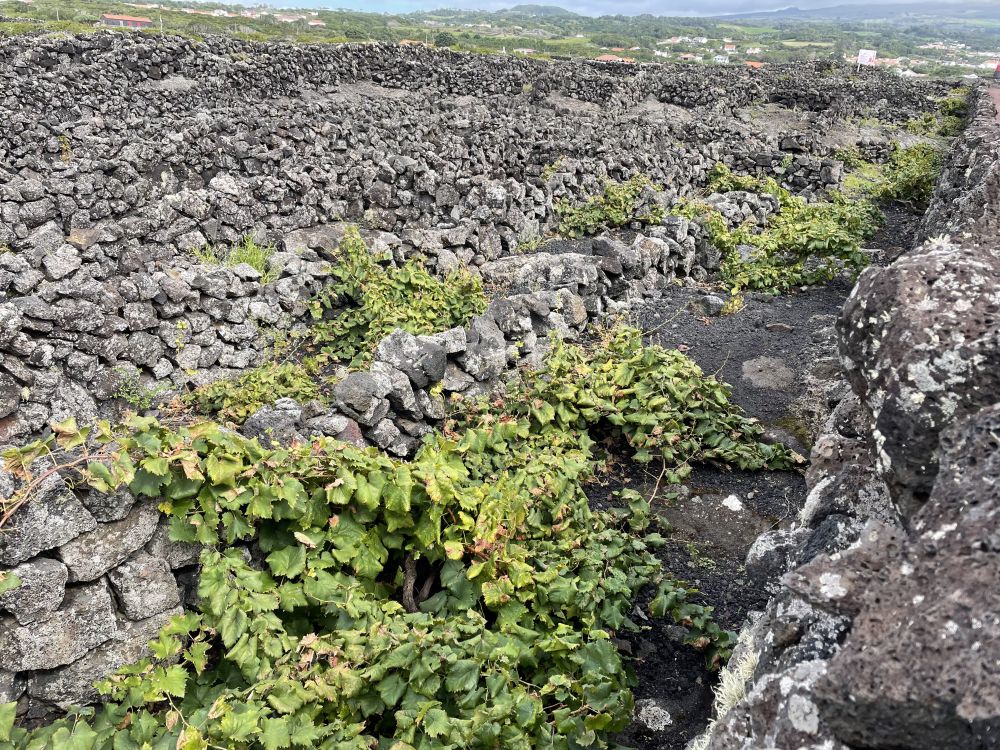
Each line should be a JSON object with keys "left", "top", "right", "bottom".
{"left": 604, "top": 207, "right": 919, "bottom": 749}
{"left": 602, "top": 283, "right": 847, "bottom": 750}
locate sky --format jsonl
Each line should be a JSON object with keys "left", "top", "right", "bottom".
{"left": 256, "top": 0, "right": 953, "bottom": 17}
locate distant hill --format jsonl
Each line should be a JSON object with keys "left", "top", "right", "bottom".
{"left": 505, "top": 5, "right": 582, "bottom": 18}
{"left": 722, "top": 1, "right": 1000, "bottom": 22}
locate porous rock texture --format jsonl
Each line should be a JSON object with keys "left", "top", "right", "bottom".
{"left": 0, "top": 29, "right": 971, "bottom": 730}
{"left": 698, "top": 87, "right": 999, "bottom": 750}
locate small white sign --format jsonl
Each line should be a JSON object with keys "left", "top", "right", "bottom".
{"left": 857, "top": 49, "right": 877, "bottom": 68}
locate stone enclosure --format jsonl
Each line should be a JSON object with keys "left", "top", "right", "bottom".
{"left": 1, "top": 30, "right": 997, "bottom": 749}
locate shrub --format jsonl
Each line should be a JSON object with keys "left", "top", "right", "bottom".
{"left": 434, "top": 31, "right": 456, "bottom": 47}
{"left": 904, "top": 90, "right": 968, "bottom": 138}
{"left": 834, "top": 145, "right": 866, "bottom": 169}
{"left": 309, "top": 227, "right": 486, "bottom": 368}
{"left": 555, "top": 175, "right": 665, "bottom": 238}
{"left": 904, "top": 111, "right": 940, "bottom": 136}
{"left": 936, "top": 88, "right": 969, "bottom": 137}
{"left": 870, "top": 143, "right": 942, "bottom": 212}
{"left": 1, "top": 328, "right": 797, "bottom": 750}
{"left": 675, "top": 165, "right": 881, "bottom": 294}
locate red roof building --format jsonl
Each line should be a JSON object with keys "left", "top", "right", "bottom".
{"left": 594, "top": 54, "right": 635, "bottom": 64}
{"left": 100, "top": 14, "right": 153, "bottom": 28}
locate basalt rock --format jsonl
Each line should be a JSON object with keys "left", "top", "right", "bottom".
{"left": 814, "top": 403, "right": 1000, "bottom": 749}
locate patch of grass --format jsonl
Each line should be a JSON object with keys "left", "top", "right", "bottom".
{"left": 57, "top": 135, "right": 73, "bottom": 162}
{"left": 905, "top": 89, "right": 969, "bottom": 138}
{"left": 685, "top": 540, "right": 718, "bottom": 570}
{"left": 0, "top": 20, "right": 93, "bottom": 36}
{"left": 834, "top": 145, "right": 867, "bottom": 169}
{"left": 192, "top": 235, "right": 281, "bottom": 284}
{"left": 779, "top": 39, "right": 833, "bottom": 48}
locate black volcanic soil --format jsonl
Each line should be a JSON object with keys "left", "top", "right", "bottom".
{"left": 591, "top": 282, "right": 843, "bottom": 750}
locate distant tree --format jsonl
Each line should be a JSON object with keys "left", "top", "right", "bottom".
{"left": 435, "top": 31, "right": 456, "bottom": 47}
{"left": 590, "top": 34, "right": 629, "bottom": 49}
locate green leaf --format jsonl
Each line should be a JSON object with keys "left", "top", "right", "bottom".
{"left": 220, "top": 607, "right": 249, "bottom": 647}
{"left": 377, "top": 672, "right": 407, "bottom": 708}
{"left": 0, "top": 702, "right": 15, "bottom": 742}
{"left": 445, "top": 660, "right": 479, "bottom": 694}
{"left": 149, "top": 664, "right": 187, "bottom": 699}
{"left": 130, "top": 467, "right": 165, "bottom": 496}
{"left": 184, "top": 641, "right": 211, "bottom": 674}
{"left": 423, "top": 707, "right": 451, "bottom": 738}
{"left": 267, "top": 546, "right": 307, "bottom": 578}
{"left": 206, "top": 452, "right": 243, "bottom": 486}
{"left": 261, "top": 717, "right": 291, "bottom": 750}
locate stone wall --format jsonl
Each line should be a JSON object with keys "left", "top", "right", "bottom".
{"left": 1, "top": 33, "right": 944, "bottom": 453}
{"left": 698, "top": 85, "right": 999, "bottom": 750}
{"left": 0, "top": 213, "right": 706, "bottom": 715}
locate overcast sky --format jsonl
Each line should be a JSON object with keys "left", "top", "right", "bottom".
{"left": 267, "top": 0, "right": 944, "bottom": 16}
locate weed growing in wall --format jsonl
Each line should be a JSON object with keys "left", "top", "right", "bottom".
{"left": 112, "top": 367, "right": 171, "bottom": 411}
{"left": 555, "top": 175, "right": 666, "bottom": 238}
{"left": 1, "top": 326, "right": 797, "bottom": 750}
{"left": 184, "top": 359, "right": 324, "bottom": 423}
{"left": 183, "top": 228, "right": 486, "bottom": 420}
{"left": 192, "top": 235, "right": 281, "bottom": 284}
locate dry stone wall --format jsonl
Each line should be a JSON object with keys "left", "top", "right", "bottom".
{"left": 0, "top": 223, "right": 703, "bottom": 716}
{"left": 1, "top": 33, "right": 945, "bottom": 452}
